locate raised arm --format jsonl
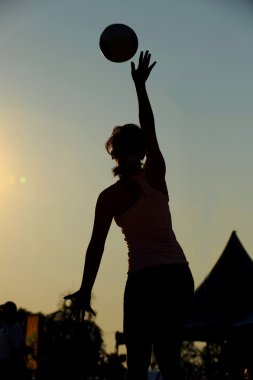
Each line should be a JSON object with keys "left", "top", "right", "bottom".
{"left": 64, "top": 190, "right": 113, "bottom": 320}
{"left": 131, "top": 51, "right": 166, "bottom": 173}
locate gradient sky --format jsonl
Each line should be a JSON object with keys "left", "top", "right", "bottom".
{"left": 1, "top": 0, "right": 253, "bottom": 352}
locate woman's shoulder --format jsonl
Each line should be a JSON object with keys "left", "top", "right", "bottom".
{"left": 98, "top": 181, "right": 122, "bottom": 201}
{"left": 95, "top": 183, "right": 120, "bottom": 216}
{"left": 98, "top": 180, "right": 141, "bottom": 217}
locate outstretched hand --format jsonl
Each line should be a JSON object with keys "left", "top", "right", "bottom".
{"left": 64, "top": 290, "right": 96, "bottom": 322}
{"left": 131, "top": 50, "right": 156, "bottom": 84}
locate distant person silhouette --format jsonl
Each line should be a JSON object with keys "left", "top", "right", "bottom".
{"left": 0, "top": 301, "right": 24, "bottom": 380}
{"left": 65, "top": 51, "right": 194, "bottom": 380}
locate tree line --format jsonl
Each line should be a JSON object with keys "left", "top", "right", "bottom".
{"left": 16, "top": 299, "right": 243, "bottom": 380}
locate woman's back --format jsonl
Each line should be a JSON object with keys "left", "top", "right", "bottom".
{"left": 106, "top": 169, "right": 187, "bottom": 272}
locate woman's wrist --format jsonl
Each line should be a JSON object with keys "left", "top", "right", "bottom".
{"left": 79, "top": 285, "right": 91, "bottom": 298}
{"left": 134, "top": 80, "right": 146, "bottom": 89}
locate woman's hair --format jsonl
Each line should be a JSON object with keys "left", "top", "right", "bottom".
{"left": 105, "top": 124, "right": 146, "bottom": 177}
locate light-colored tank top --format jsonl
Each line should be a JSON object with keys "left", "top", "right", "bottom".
{"left": 114, "top": 171, "right": 188, "bottom": 273}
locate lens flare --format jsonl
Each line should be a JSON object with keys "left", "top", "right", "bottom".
{"left": 20, "top": 176, "right": 27, "bottom": 185}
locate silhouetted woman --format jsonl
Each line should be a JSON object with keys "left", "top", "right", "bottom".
{"left": 65, "top": 51, "right": 194, "bottom": 380}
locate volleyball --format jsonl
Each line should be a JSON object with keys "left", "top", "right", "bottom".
{"left": 99, "top": 24, "right": 138, "bottom": 63}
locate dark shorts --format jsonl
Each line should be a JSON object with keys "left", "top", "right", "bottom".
{"left": 124, "top": 264, "right": 194, "bottom": 379}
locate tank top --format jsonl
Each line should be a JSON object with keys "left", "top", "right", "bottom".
{"left": 114, "top": 170, "right": 188, "bottom": 272}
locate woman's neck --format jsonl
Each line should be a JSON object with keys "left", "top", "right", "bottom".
{"left": 119, "top": 163, "right": 142, "bottom": 177}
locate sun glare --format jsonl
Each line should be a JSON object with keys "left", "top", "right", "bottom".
{"left": 0, "top": 111, "right": 28, "bottom": 197}
{"left": 0, "top": 167, "right": 13, "bottom": 195}
{"left": 0, "top": 161, "right": 27, "bottom": 196}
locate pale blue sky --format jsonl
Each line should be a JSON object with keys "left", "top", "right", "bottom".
{"left": 0, "top": 0, "right": 253, "bottom": 352}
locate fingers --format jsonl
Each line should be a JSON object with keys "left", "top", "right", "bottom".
{"left": 79, "top": 307, "right": 96, "bottom": 322}
{"left": 70, "top": 305, "right": 85, "bottom": 323}
{"left": 149, "top": 61, "right": 156, "bottom": 72}
{"left": 75, "top": 306, "right": 96, "bottom": 323}
{"left": 139, "top": 50, "right": 144, "bottom": 66}
{"left": 89, "top": 306, "right": 96, "bottom": 316}
{"left": 63, "top": 292, "right": 95, "bottom": 321}
{"left": 143, "top": 50, "right": 150, "bottom": 65}
{"left": 137, "top": 50, "right": 156, "bottom": 70}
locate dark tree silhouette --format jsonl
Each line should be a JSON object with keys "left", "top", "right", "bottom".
{"left": 180, "top": 341, "right": 203, "bottom": 377}
{"left": 37, "top": 299, "right": 106, "bottom": 380}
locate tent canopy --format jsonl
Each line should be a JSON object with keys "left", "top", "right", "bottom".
{"left": 184, "top": 231, "right": 253, "bottom": 342}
